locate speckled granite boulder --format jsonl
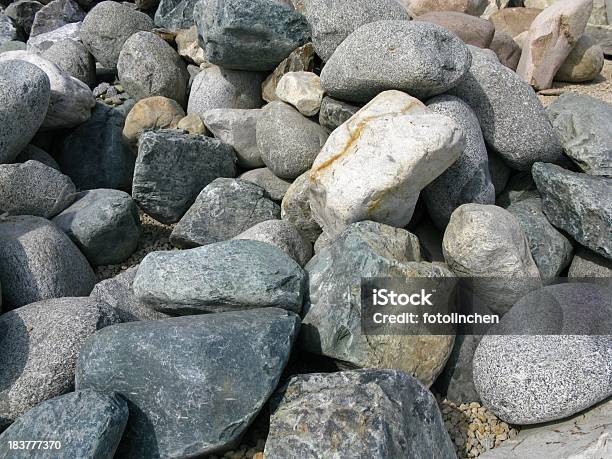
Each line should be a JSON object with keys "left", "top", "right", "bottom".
{"left": 76, "top": 308, "right": 300, "bottom": 458}
{"left": 239, "top": 168, "right": 291, "bottom": 201}
{"left": 568, "top": 247, "right": 612, "bottom": 285}
{"left": 42, "top": 38, "right": 96, "bottom": 88}
{"left": 28, "top": 0, "right": 85, "bottom": 38}
{"left": 265, "top": 370, "right": 456, "bottom": 458}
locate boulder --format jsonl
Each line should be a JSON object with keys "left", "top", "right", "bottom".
{"left": 489, "top": 30, "right": 522, "bottom": 69}
{"left": 488, "top": 152, "right": 511, "bottom": 197}
{"left": 0, "top": 14, "right": 20, "bottom": 46}
{"left": 175, "top": 25, "right": 206, "bottom": 65}
{"left": 154, "top": 0, "right": 199, "bottom": 30}
{"left": 42, "top": 38, "right": 96, "bottom": 87}
{"left": 122, "top": 96, "right": 185, "bottom": 148}
{"left": 13, "top": 144, "right": 59, "bottom": 170}
{"left": 29, "top": 0, "right": 85, "bottom": 37}
{"left": 414, "top": 11, "right": 495, "bottom": 48}
{"left": 555, "top": 35, "right": 604, "bottom": 82}
{"left": 4, "top": 0, "right": 43, "bottom": 35}
{"left": 489, "top": 7, "right": 542, "bottom": 37}
{"left": 281, "top": 170, "right": 322, "bottom": 243}
{"left": 318, "top": 96, "right": 359, "bottom": 131}
{"left": 239, "top": 167, "right": 291, "bottom": 201}
{"left": 26, "top": 20, "right": 81, "bottom": 54}
{"left": 399, "top": 0, "right": 488, "bottom": 16}
{"left": 568, "top": 247, "right": 612, "bottom": 285}
{"left": 276, "top": 71, "right": 325, "bottom": 117}
{"left": 261, "top": 42, "right": 314, "bottom": 102}
{"left": 434, "top": 335, "right": 482, "bottom": 404}
{"left": 176, "top": 113, "right": 206, "bottom": 134}
{"left": 496, "top": 171, "right": 539, "bottom": 207}
{"left": 586, "top": 23, "right": 612, "bottom": 56}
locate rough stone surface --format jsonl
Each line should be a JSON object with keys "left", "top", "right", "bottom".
{"left": 265, "top": 370, "right": 456, "bottom": 458}
{"left": 42, "top": 38, "right": 96, "bottom": 88}
{"left": 176, "top": 113, "right": 206, "bottom": 134}
{"left": 399, "top": 0, "right": 488, "bottom": 17}
{"left": 320, "top": 20, "right": 472, "bottom": 102}
{"left": 154, "top": 0, "right": 199, "bottom": 30}
{"left": 489, "top": 7, "right": 542, "bottom": 37}
{"left": 26, "top": 21, "right": 81, "bottom": 54}
{"left": 281, "top": 170, "right": 322, "bottom": 243}
{"left": 122, "top": 96, "right": 185, "bottom": 148}
{"left": 175, "top": 25, "right": 206, "bottom": 65}
{"left": 318, "top": 96, "right": 359, "bottom": 131}
{"left": 261, "top": 42, "right": 314, "bottom": 102}
{"left": 0, "top": 297, "right": 120, "bottom": 428}
{"left": 239, "top": 167, "right": 291, "bottom": 201}
{"left": 489, "top": 30, "right": 522, "bottom": 69}
{"left": 435, "top": 335, "right": 482, "bottom": 405}
{"left": 415, "top": 11, "right": 495, "bottom": 48}
{"left": 29, "top": 0, "right": 85, "bottom": 38}
{"left": 276, "top": 71, "right": 325, "bottom": 116}
{"left": 555, "top": 34, "right": 604, "bottom": 83}
{"left": 568, "top": 247, "right": 612, "bottom": 281}
{"left": 0, "top": 216, "right": 97, "bottom": 309}
{"left": 0, "top": 14, "right": 20, "bottom": 46}
{"left": 4, "top": 0, "right": 43, "bottom": 35}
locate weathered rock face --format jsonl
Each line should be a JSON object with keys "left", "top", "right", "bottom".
{"left": 489, "top": 30, "right": 522, "bottom": 69}
{"left": 276, "top": 71, "right": 325, "bottom": 117}
{"left": 320, "top": 21, "right": 471, "bottom": 102}
{"left": 532, "top": 162, "right": 611, "bottom": 260}
{"left": 0, "top": 216, "right": 96, "bottom": 310}
{"left": 29, "top": 0, "right": 85, "bottom": 38}
{"left": 318, "top": 96, "right": 360, "bottom": 131}
{"left": 304, "top": 0, "right": 409, "bottom": 62}
{"left": 0, "top": 390, "right": 128, "bottom": 459}
{"left": 26, "top": 21, "right": 81, "bottom": 54}
{"left": 42, "top": 38, "right": 96, "bottom": 88}
{"left": 175, "top": 26, "right": 206, "bottom": 65}
{"left": 310, "top": 90, "right": 464, "bottom": 240}
{"left": 5, "top": 0, "right": 43, "bottom": 35}
{"left": 0, "top": 297, "right": 120, "bottom": 428}
{"left": 568, "top": 247, "right": 612, "bottom": 282}
{"left": 195, "top": 0, "right": 310, "bottom": 71}
{"left": 415, "top": 11, "right": 495, "bottom": 48}
{"left": 281, "top": 170, "right": 322, "bottom": 243}
{"left": 517, "top": 0, "right": 593, "bottom": 90}
{"left": 239, "top": 168, "right": 291, "bottom": 201}
{"left": 265, "top": 370, "right": 456, "bottom": 458}
{"left": 76, "top": 308, "right": 300, "bottom": 458}
{"left": 122, "top": 96, "right": 185, "bottom": 148}
{"left": 262, "top": 42, "right": 315, "bottom": 102}
{"left": 170, "top": 178, "right": 280, "bottom": 248}
{"left": 399, "top": 0, "right": 488, "bottom": 16}
{"left": 154, "top": 0, "right": 199, "bottom": 30}
{"left": 300, "top": 221, "right": 456, "bottom": 387}
{"left": 132, "top": 130, "right": 236, "bottom": 225}
{"left": 489, "top": 7, "right": 542, "bottom": 37}
{"left": 473, "top": 283, "right": 612, "bottom": 424}
{"left": 554, "top": 34, "right": 604, "bottom": 82}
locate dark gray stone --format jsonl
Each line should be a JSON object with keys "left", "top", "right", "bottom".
{"left": 170, "top": 178, "right": 280, "bottom": 248}
{"left": 0, "top": 160, "right": 76, "bottom": 218}
{"left": 488, "top": 151, "right": 511, "bottom": 197}
{"left": 320, "top": 20, "right": 471, "bottom": 103}
{"left": 5, "top": 0, "right": 43, "bottom": 35}
{"left": 435, "top": 335, "right": 482, "bottom": 405}
{"left": 496, "top": 171, "right": 539, "bottom": 208}
{"left": 449, "top": 46, "right": 563, "bottom": 171}
{"left": 239, "top": 167, "right": 291, "bottom": 201}
{"left": 0, "top": 216, "right": 96, "bottom": 309}
{"left": 80, "top": 1, "right": 154, "bottom": 68}
{"left": 318, "top": 96, "right": 359, "bottom": 132}
{"left": 474, "top": 283, "right": 612, "bottom": 424}
{"left": 42, "top": 38, "right": 95, "bottom": 87}
{"left": 29, "top": 0, "right": 85, "bottom": 37}
{"left": 568, "top": 247, "right": 612, "bottom": 285}
{"left": 55, "top": 102, "right": 135, "bottom": 192}
{"left": 0, "top": 13, "right": 21, "bottom": 45}
{"left": 76, "top": 308, "right": 300, "bottom": 458}
{"left": 134, "top": 239, "right": 305, "bottom": 314}
{"left": 532, "top": 162, "right": 612, "bottom": 261}
{"left": 13, "top": 144, "right": 59, "bottom": 170}
{"left": 117, "top": 31, "right": 189, "bottom": 106}
{"left": 0, "top": 389, "right": 128, "bottom": 459}
{"left": 280, "top": 170, "right": 322, "bottom": 243}
{"left": 265, "top": 369, "right": 456, "bottom": 459}
{"left": 0, "top": 297, "right": 120, "bottom": 428}
{"left": 52, "top": 189, "right": 141, "bottom": 266}
{"left": 0, "top": 60, "right": 50, "bottom": 164}
{"left": 132, "top": 129, "right": 236, "bottom": 225}
{"left": 423, "top": 95, "right": 495, "bottom": 229}
{"left": 195, "top": 0, "right": 310, "bottom": 71}
{"left": 154, "top": 0, "right": 198, "bottom": 30}
{"left": 546, "top": 93, "right": 612, "bottom": 177}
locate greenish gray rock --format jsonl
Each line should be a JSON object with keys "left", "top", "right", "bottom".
{"left": 281, "top": 170, "right": 322, "bottom": 243}
{"left": 4, "top": 0, "right": 43, "bottom": 35}
{"left": 13, "top": 144, "right": 59, "bottom": 170}
{"left": 154, "top": 0, "right": 198, "bottom": 30}
{"left": 29, "top": 0, "right": 85, "bottom": 38}
{"left": 76, "top": 308, "right": 300, "bottom": 457}
{"left": 239, "top": 167, "right": 291, "bottom": 201}
{"left": 42, "top": 38, "right": 95, "bottom": 87}
{"left": 318, "top": 96, "right": 359, "bottom": 132}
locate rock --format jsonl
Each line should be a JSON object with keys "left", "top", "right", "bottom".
{"left": 187, "top": 65, "right": 264, "bottom": 118}
{"left": 555, "top": 35, "right": 604, "bottom": 82}
{"left": 26, "top": 21, "right": 81, "bottom": 54}
{"left": 399, "top": 0, "right": 489, "bottom": 16}
{"left": 0, "top": 390, "right": 128, "bottom": 458}
{"left": 415, "top": 11, "right": 495, "bottom": 48}
{"left": 488, "top": 152, "right": 511, "bottom": 197}
{"left": 0, "top": 14, "right": 20, "bottom": 47}
{"left": 262, "top": 42, "right": 314, "bottom": 103}
{"left": 496, "top": 171, "right": 540, "bottom": 207}
{"left": 195, "top": 0, "right": 310, "bottom": 71}
{"left": 175, "top": 25, "right": 206, "bottom": 65}
{"left": 320, "top": 21, "right": 471, "bottom": 103}
{"left": 422, "top": 95, "right": 495, "bottom": 229}
{"left": 0, "top": 160, "right": 76, "bottom": 218}
{"left": 13, "top": 144, "right": 59, "bottom": 170}
{"left": 473, "top": 283, "right": 612, "bottom": 424}
{"left": 318, "top": 96, "right": 359, "bottom": 131}
{"left": 507, "top": 197, "right": 574, "bottom": 279}
{"left": 122, "top": 96, "right": 185, "bottom": 148}
{"left": 29, "top": 0, "right": 85, "bottom": 37}
{"left": 281, "top": 170, "right": 322, "bottom": 243}
{"left": 0, "top": 297, "right": 120, "bottom": 427}
{"left": 489, "top": 7, "right": 542, "bottom": 37}
{"left": 310, "top": 90, "right": 464, "bottom": 239}
{"left": 569, "top": 246, "right": 612, "bottom": 279}
{"left": 586, "top": 23, "right": 612, "bottom": 56}
{"left": 239, "top": 168, "right": 291, "bottom": 201}
{"left": 76, "top": 308, "right": 299, "bottom": 458}
{"left": 489, "top": 30, "right": 522, "bottom": 69}
{"left": 449, "top": 46, "right": 563, "bottom": 171}
{"left": 202, "top": 108, "right": 263, "bottom": 168}
{"left": 257, "top": 101, "right": 329, "bottom": 180}
{"left": 304, "top": 0, "right": 409, "bottom": 62}
{"left": 434, "top": 335, "right": 482, "bottom": 404}
{"left": 532, "top": 162, "right": 611, "bottom": 260}
{"left": 265, "top": 369, "right": 456, "bottom": 458}
{"left": 80, "top": 1, "right": 154, "bottom": 68}
{"left": 41, "top": 38, "right": 95, "bottom": 88}
{"left": 55, "top": 102, "right": 135, "bottom": 191}
{"left": 132, "top": 129, "right": 236, "bottom": 224}
{"left": 5, "top": 0, "right": 43, "bottom": 35}
{"left": 524, "top": 0, "right": 607, "bottom": 26}
{"left": 0, "top": 60, "right": 49, "bottom": 164}
{"left": 276, "top": 71, "right": 325, "bottom": 116}
{"left": 170, "top": 178, "right": 280, "bottom": 248}
{"left": 176, "top": 113, "right": 206, "bottom": 134}
{"left": 442, "top": 204, "right": 542, "bottom": 314}
{"left": 51, "top": 189, "right": 141, "bottom": 266}
{"left": 517, "top": 0, "right": 593, "bottom": 90}
{"left": 154, "top": 0, "right": 198, "bottom": 30}
{"left": 0, "top": 51, "right": 94, "bottom": 130}
{"left": 0, "top": 40, "right": 27, "bottom": 53}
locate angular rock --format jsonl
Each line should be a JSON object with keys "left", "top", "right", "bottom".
{"left": 132, "top": 130, "right": 236, "bottom": 224}
{"left": 276, "top": 71, "right": 325, "bottom": 117}
{"left": 555, "top": 35, "right": 604, "bottom": 83}
{"left": 257, "top": 101, "right": 329, "bottom": 180}
{"left": 489, "top": 30, "right": 522, "bottom": 69}
{"left": 310, "top": 90, "right": 464, "bottom": 239}
{"left": 399, "top": 0, "right": 488, "bottom": 16}
{"left": 26, "top": 20, "right": 81, "bottom": 54}
{"left": 13, "top": 144, "right": 59, "bottom": 170}
{"left": 170, "top": 178, "right": 280, "bottom": 248}
{"left": 0, "top": 297, "right": 120, "bottom": 427}
{"left": 239, "top": 167, "right": 291, "bottom": 201}
{"left": 29, "top": 0, "right": 85, "bottom": 37}
{"left": 175, "top": 25, "right": 206, "bottom": 65}
{"left": 265, "top": 369, "right": 456, "bottom": 458}
{"left": 0, "top": 390, "right": 128, "bottom": 459}
{"left": 41, "top": 38, "right": 95, "bottom": 88}
{"left": 154, "top": 0, "right": 198, "bottom": 30}
{"left": 434, "top": 335, "right": 482, "bottom": 404}
{"left": 489, "top": 7, "right": 542, "bottom": 37}
{"left": 4, "top": 0, "right": 43, "bottom": 35}
{"left": 415, "top": 11, "right": 495, "bottom": 48}
{"left": 0, "top": 14, "right": 20, "bottom": 47}
{"left": 261, "top": 42, "right": 314, "bottom": 103}
{"left": 122, "top": 96, "right": 185, "bottom": 148}
{"left": 318, "top": 96, "right": 359, "bottom": 131}
{"left": 281, "top": 170, "right": 322, "bottom": 243}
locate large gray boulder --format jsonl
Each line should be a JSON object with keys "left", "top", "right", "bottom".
{"left": 320, "top": 20, "right": 471, "bottom": 102}
{"left": 76, "top": 308, "right": 300, "bottom": 458}
{"left": 4, "top": 0, "right": 42, "bottom": 35}
{"left": 29, "top": 0, "right": 84, "bottom": 37}
{"left": 0, "top": 216, "right": 96, "bottom": 310}
{"left": 568, "top": 247, "right": 612, "bottom": 284}
{"left": 13, "top": 144, "right": 59, "bottom": 170}
{"left": 265, "top": 370, "right": 456, "bottom": 458}
{"left": 0, "top": 297, "right": 121, "bottom": 428}
{"left": 281, "top": 170, "right": 322, "bottom": 243}
{"left": 0, "top": 160, "right": 76, "bottom": 218}
{"left": 26, "top": 21, "right": 81, "bottom": 54}
{"left": 239, "top": 167, "right": 291, "bottom": 201}
{"left": 170, "top": 178, "right": 280, "bottom": 248}
{"left": 154, "top": 0, "right": 199, "bottom": 30}
{"left": 42, "top": 38, "right": 96, "bottom": 88}
{"left": 132, "top": 129, "right": 236, "bottom": 225}
{"left": 532, "top": 162, "right": 612, "bottom": 260}
{"left": 194, "top": 0, "right": 310, "bottom": 71}
{"left": 0, "top": 390, "right": 128, "bottom": 459}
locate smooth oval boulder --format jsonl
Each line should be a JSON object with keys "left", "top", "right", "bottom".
{"left": 239, "top": 167, "right": 291, "bottom": 201}
{"left": 41, "top": 38, "right": 96, "bottom": 88}
{"left": 555, "top": 35, "right": 604, "bottom": 83}
{"left": 400, "top": 0, "right": 488, "bottom": 16}
{"left": 568, "top": 247, "right": 612, "bottom": 283}
{"left": 122, "top": 96, "right": 185, "bottom": 148}
{"left": 320, "top": 20, "right": 471, "bottom": 102}
{"left": 0, "top": 390, "right": 128, "bottom": 459}
{"left": 414, "top": 11, "right": 495, "bottom": 48}
{"left": 489, "top": 30, "right": 522, "bottom": 70}
{"left": 0, "top": 297, "right": 120, "bottom": 428}
{"left": 281, "top": 170, "right": 322, "bottom": 244}
{"left": 75, "top": 309, "right": 300, "bottom": 457}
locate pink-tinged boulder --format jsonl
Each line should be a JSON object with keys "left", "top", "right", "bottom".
{"left": 517, "top": 0, "right": 593, "bottom": 90}
{"left": 489, "top": 30, "right": 522, "bottom": 69}
{"left": 397, "top": 0, "right": 488, "bottom": 17}
{"left": 489, "top": 7, "right": 542, "bottom": 37}
{"left": 414, "top": 11, "right": 495, "bottom": 48}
